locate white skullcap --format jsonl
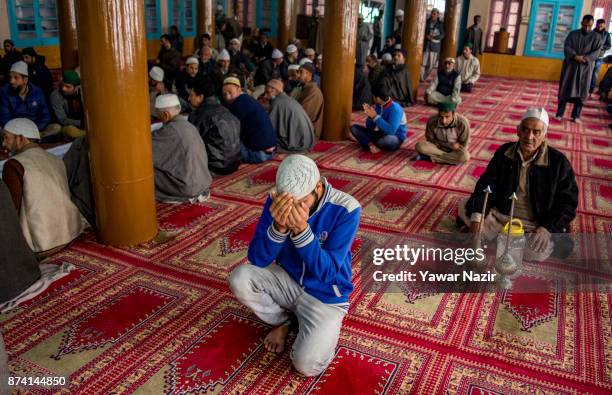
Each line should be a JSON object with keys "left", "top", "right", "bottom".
{"left": 317, "top": 54, "right": 322, "bottom": 60}
{"left": 394, "top": 43, "right": 402, "bottom": 49}
{"left": 155, "top": 93, "right": 180, "bottom": 109}
{"left": 276, "top": 155, "right": 321, "bottom": 200}
{"left": 216, "top": 4, "right": 223, "bottom": 10}
{"left": 299, "top": 57, "right": 312, "bottom": 66}
{"left": 218, "top": 49, "right": 231, "bottom": 61}
{"left": 396, "top": 9, "right": 404, "bottom": 17}
{"left": 305, "top": 48, "right": 316, "bottom": 56}
{"left": 521, "top": 107, "right": 549, "bottom": 127}
{"left": 288, "top": 64, "right": 300, "bottom": 71}
{"left": 149, "top": 66, "right": 164, "bottom": 82}
{"left": 382, "top": 53, "right": 392, "bottom": 61}
{"left": 271, "top": 49, "right": 284, "bottom": 59}
{"left": 230, "top": 38, "right": 241, "bottom": 45}
{"left": 286, "top": 44, "right": 298, "bottom": 54}
{"left": 10, "top": 61, "right": 28, "bottom": 76}
{"left": 185, "top": 56, "right": 199, "bottom": 65}
{"left": 3, "top": 118, "right": 40, "bottom": 140}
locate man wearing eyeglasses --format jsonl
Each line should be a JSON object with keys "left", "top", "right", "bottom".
{"left": 458, "top": 108, "right": 578, "bottom": 261}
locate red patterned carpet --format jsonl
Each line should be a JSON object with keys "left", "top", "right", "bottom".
{"left": 2, "top": 76, "right": 611, "bottom": 394}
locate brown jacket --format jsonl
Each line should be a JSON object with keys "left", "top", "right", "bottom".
{"left": 297, "top": 81, "right": 324, "bottom": 138}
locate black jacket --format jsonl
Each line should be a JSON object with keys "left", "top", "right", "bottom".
{"left": 175, "top": 70, "right": 201, "bottom": 101}
{"left": 28, "top": 55, "right": 53, "bottom": 98}
{"left": 465, "top": 142, "right": 578, "bottom": 233}
{"left": 254, "top": 59, "right": 288, "bottom": 87}
{"left": 188, "top": 98, "right": 241, "bottom": 174}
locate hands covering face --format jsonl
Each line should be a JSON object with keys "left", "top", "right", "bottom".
{"left": 269, "top": 192, "right": 310, "bottom": 235}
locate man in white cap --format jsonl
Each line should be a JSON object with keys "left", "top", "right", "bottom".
{"left": 287, "top": 64, "right": 301, "bottom": 98}
{"left": 304, "top": 48, "right": 316, "bottom": 62}
{"left": 222, "top": 76, "right": 277, "bottom": 163}
{"left": 229, "top": 154, "right": 360, "bottom": 376}
{"left": 254, "top": 48, "right": 288, "bottom": 87}
{"left": 394, "top": 9, "right": 404, "bottom": 43}
{"left": 356, "top": 16, "right": 372, "bottom": 68}
{"left": 149, "top": 66, "right": 168, "bottom": 119}
{"left": 151, "top": 94, "right": 212, "bottom": 203}
{"left": 228, "top": 38, "right": 255, "bottom": 73}
{"left": 253, "top": 32, "right": 274, "bottom": 64}
{"left": 458, "top": 108, "right": 578, "bottom": 261}
{"left": 175, "top": 56, "right": 201, "bottom": 101}
{"left": 381, "top": 52, "right": 393, "bottom": 66}
{"left": 425, "top": 57, "right": 462, "bottom": 105}
{"left": 297, "top": 63, "right": 324, "bottom": 138}
{"left": 0, "top": 61, "right": 54, "bottom": 136}
{"left": 286, "top": 44, "right": 299, "bottom": 65}
{"left": 265, "top": 79, "right": 315, "bottom": 153}
{"left": 2, "top": 118, "right": 85, "bottom": 255}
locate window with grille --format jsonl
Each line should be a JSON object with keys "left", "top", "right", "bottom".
{"left": 6, "top": 0, "right": 59, "bottom": 47}
{"left": 485, "top": 0, "right": 523, "bottom": 53}
{"left": 524, "top": 0, "right": 583, "bottom": 59}
{"left": 167, "top": 0, "right": 196, "bottom": 37}
{"left": 302, "top": 0, "right": 324, "bottom": 16}
{"left": 257, "top": 0, "right": 277, "bottom": 37}
{"left": 145, "top": 0, "right": 162, "bottom": 39}
{"left": 233, "top": 0, "right": 255, "bottom": 27}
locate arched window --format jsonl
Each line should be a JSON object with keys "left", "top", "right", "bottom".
{"left": 486, "top": 0, "right": 523, "bottom": 54}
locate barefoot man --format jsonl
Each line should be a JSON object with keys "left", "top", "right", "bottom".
{"left": 229, "top": 155, "right": 361, "bottom": 376}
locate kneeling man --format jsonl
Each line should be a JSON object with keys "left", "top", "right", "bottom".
{"left": 458, "top": 108, "right": 578, "bottom": 261}
{"left": 415, "top": 101, "right": 470, "bottom": 164}
{"left": 229, "top": 155, "right": 361, "bottom": 376}
{"left": 152, "top": 94, "right": 212, "bottom": 202}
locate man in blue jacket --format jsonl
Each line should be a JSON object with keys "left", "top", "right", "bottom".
{"left": 0, "top": 61, "right": 53, "bottom": 134}
{"left": 349, "top": 85, "right": 407, "bottom": 153}
{"left": 229, "top": 155, "right": 360, "bottom": 376}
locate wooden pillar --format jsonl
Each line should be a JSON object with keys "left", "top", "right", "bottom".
{"left": 75, "top": 0, "right": 157, "bottom": 246}
{"left": 278, "top": 0, "right": 295, "bottom": 48}
{"left": 402, "top": 0, "right": 427, "bottom": 102}
{"left": 440, "top": 0, "right": 462, "bottom": 63}
{"left": 57, "top": 0, "right": 79, "bottom": 70}
{"left": 321, "top": 0, "right": 359, "bottom": 141}
{"left": 197, "top": 0, "right": 215, "bottom": 43}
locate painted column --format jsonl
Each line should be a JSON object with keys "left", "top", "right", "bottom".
{"left": 57, "top": 0, "right": 79, "bottom": 70}
{"left": 75, "top": 0, "right": 158, "bottom": 246}
{"left": 197, "top": 0, "right": 215, "bottom": 42}
{"left": 278, "top": 0, "right": 295, "bottom": 48}
{"left": 383, "top": 0, "right": 396, "bottom": 44}
{"left": 321, "top": 0, "right": 359, "bottom": 140}
{"left": 402, "top": 0, "right": 427, "bottom": 102}
{"left": 440, "top": 0, "right": 463, "bottom": 62}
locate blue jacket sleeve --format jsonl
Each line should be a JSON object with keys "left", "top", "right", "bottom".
{"left": 0, "top": 89, "right": 11, "bottom": 127}
{"left": 375, "top": 106, "right": 401, "bottom": 135}
{"left": 291, "top": 207, "right": 360, "bottom": 284}
{"left": 247, "top": 196, "right": 289, "bottom": 267}
{"left": 34, "top": 89, "right": 51, "bottom": 130}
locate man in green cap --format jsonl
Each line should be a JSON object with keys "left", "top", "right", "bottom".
{"left": 50, "top": 70, "right": 86, "bottom": 138}
{"left": 455, "top": 44, "right": 480, "bottom": 92}
{"left": 415, "top": 101, "right": 470, "bottom": 165}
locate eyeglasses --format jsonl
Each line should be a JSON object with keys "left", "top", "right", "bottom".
{"left": 519, "top": 126, "right": 544, "bottom": 137}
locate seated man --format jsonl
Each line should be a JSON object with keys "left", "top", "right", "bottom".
{"left": 415, "top": 101, "right": 470, "bottom": 165}
{"left": 350, "top": 85, "right": 407, "bottom": 153}
{"left": 50, "top": 70, "right": 86, "bottom": 138}
{"left": 296, "top": 63, "right": 324, "bottom": 139}
{"left": 149, "top": 66, "right": 168, "bottom": 119}
{"left": 366, "top": 54, "right": 384, "bottom": 90}
{"left": 381, "top": 49, "right": 414, "bottom": 107}
{"left": 229, "top": 154, "right": 360, "bottom": 376}
{"left": 458, "top": 108, "right": 578, "bottom": 261}
{"left": 175, "top": 57, "right": 201, "bottom": 102}
{"left": 22, "top": 47, "right": 54, "bottom": 99}
{"left": 151, "top": 94, "right": 212, "bottom": 202}
{"left": 222, "top": 76, "right": 277, "bottom": 163}
{"left": 287, "top": 64, "right": 301, "bottom": 98}
{"left": 425, "top": 57, "right": 462, "bottom": 105}
{"left": 188, "top": 80, "right": 241, "bottom": 175}
{"left": 254, "top": 49, "right": 288, "bottom": 87}
{"left": 198, "top": 46, "right": 217, "bottom": 77}
{"left": 286, "top": 44, "right": 299, "bottom": 65}
{"left": 353, "top": 64, "right": 373, "bottom": 110}
{"left": 0, "top": 61, "right": 54, "bottom": 136}
{"left": 1, "top": 118, "right": 85, "bottom": 254}
{"left": 455, "top": 44, "right": 480, "bottom": 92}
{"left": 265, "top": 79, "right": 315, "bottom": 153}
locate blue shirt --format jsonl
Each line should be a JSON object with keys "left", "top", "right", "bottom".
{"left": 226, "top": 93, "right": 276, "bottom": 151}
{"left": 366, "top": 99, "right": 407, "bottom": 141}
{"left": 248, "top": 181, "right": 361, "bottom": 304}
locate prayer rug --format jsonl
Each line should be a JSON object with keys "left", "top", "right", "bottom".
{"left": 2, "top": 77, "right": 611, "bottom": 394}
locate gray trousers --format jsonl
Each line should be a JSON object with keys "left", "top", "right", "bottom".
{"left": 229, "top": 264, "right": 347, "bottom": 377}
{"left": 421, "top": 49, "right": 439, "bottom": 81}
